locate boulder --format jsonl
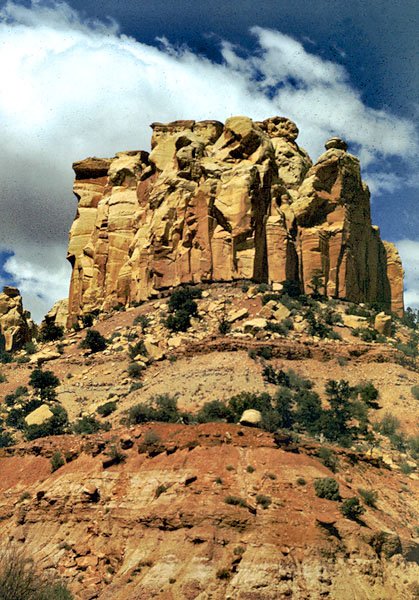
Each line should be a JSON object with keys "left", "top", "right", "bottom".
{"left": 342, "top": 314, "right": 370, "bottom": 330}
{"left": 243, "top": 318, "right": 268, "bottom": 333}
{"left": 24, "top": 404, "right": 54, "bottom": 427}
{"left": 239, "top": 409, "right": 263, "bottom": 427}
{"left": 227, "top": 308, "right": 249, "bottom": 323}
{"left": 374, "top": 312, "right": 392, "bottom": 336}
{"left": 0, "top": 286, "right": 35, "bottom": 352}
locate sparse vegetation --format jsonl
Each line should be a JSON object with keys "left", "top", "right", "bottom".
{"left": 25, "top": 405, "right": 69, "bottom": 440}
{"left": 358, "top": 488, "right": 378, "bottom": 508}
{"left": 80, "top": 329, "right": 107, "bottom": 353}
{"left": 127, "top": 362, "right": 144, "bottom": 379}
{"left": 224, "top": 495, "right": 248, "bottom": 508}
{"left": 165, "top": 286, "right": 202, "bottom": 332}
{"left": 314, "top": 478, "right": 340, "bottom": 501}
{"left": 96, "top": 401, "right": 117, "bottom": 417}
{"left": 256, "top": 494, "right": 271, "bottom": 509}
{"left": 50, "top": 451, "right": 65, "bottom": 472}
{"left": 340, "top": 497, "right": 365, "bottom": 520}
{"left": 38, "top": 321, "right": 64, "bottom": 342}
{"left": 127, "top": 394, "right": 185, "bottom": 425}
{"left": 317, "top": 447, "right": 339, "bottom": 472}
{"left": 411, "top": 385, "right": 419, "bottom": 400}
{"left": 0, "top": 545, "right": 73, "bottom": 599}
{"left": 72, "top": 415, "right": 103, "bottom": 435}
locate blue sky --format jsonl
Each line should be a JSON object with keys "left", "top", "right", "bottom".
{"left": 0, "top": 0, "right": 417, "bottom": 320}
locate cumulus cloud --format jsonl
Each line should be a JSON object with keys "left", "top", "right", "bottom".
{"left": 395, "top": 240, "right": 419, "bottom": 309}
{"left": 0, "top": 0, "right": 417, "bottom": 321}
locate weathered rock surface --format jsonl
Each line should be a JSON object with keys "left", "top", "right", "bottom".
{"left": 0, "top": 286, "right": 35, "bottom": 351}
{"left": 66, "top": 116, "right": 403, "bottom": 325}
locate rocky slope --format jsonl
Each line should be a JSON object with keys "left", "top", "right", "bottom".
{"left": 66, "top": 116, "right": 403, "bottom": 327}
{"left": 0, "top": 284, "right": 418, "bottom": 599}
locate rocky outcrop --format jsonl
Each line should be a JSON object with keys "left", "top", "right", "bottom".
{"left": 66, "top": 116, "right": 403, "bottom": 325}
{"left": 43, "top": 298, "right": 69, "bottom": 331}
{"left": 0, "top": 286, "right": 35, "bottom": 352}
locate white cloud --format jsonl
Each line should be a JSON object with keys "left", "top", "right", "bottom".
{"left": 0, "top": 1, "right": 417, "bottom": 321}
{"left": 395, "top": 240, "right": 419, "bottom": 309}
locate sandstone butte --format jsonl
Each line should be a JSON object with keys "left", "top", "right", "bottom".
{"left": 67, "top": 116, "right": 404, "bottom": 327}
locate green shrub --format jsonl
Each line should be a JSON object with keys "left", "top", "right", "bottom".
{"left": 375, "top": 413, "right": 400, "bottom": 437}
{"left": 317, "top": 447, "right": 339, "bottom": 472}
{"left": 314, "top": 477, "right": 340, "bottom": 501}
{"left": 128, "top": 340, "right": 147, "bottom": 359}
{"left": 296, "top": 477, "right": 306, "bottom": 486}
{"left": 127, "top": 394, "right": 183, "bottom": 425}
{"left": 0, "top": 351, "right": 13, "bottom": 364}
{"left": 266, "top": 320, "right": 291, "bottom": 335}
{"left": 127, "top": 362, "right": 144, "bottom": 379}
{"left": 38, "top": 322, "right": 64, "bottom": 342}
{"left": 24, "top": 341, "right": 37, "bottom": 355}
{"left": 0, "top": 429, "right": 15, "bottom": 448}
{"left": 72, "top": 415, "right": 102, "bottom": 435}
{"left": 196, "top": 400, "right": 233, "bottom": 423}
{"left": 216, "top": 568, "right": 231, "bottom": 580}
{"left": 227, "top": 391, "right": 272, "bottom": 422}
{"left": 355, "top": 381, "right": 379, "bottom": 407}
{"left": 246, "top": 465, "right": 255, "bottom": 473}
{"left": 97, "top": 401, "right": 117, "bottom": 417}
{"left": 165, "top": 287, "right": 202, "bottom": 332}
{"left": 133, "top": 314, "right": 150, "bottom": 331}
{"left": 358, "top": 488, "right": 378, "bottom": 508}
{"left": 340, "top": 497, "right": 365, "bottom": 520}
{"left": 0, "top": 372, "right": 7, "bottom": 383}
{"left": 106, "top": 444, "right": 126, "bottom": 464}
{"left": 218, "top": 317, "right": 231, "bottom": 335}
{"left": 29, "top": 368, "right": 60, "bottom": 400}
{"left": 399, "top": 462, "right": 415, "bottom": 475}
{"left": 0, "top": 545, "right": 74, "bottom": 599}
{"left": 224, "top": 495, "right": 248, "bottom": 508}
{"left": 411, "top": 385, "right": 419, "bottom": 400}
{"left": 80, "top": 329, "right": 107, "bottom": 353}
{"left": 256, "top": 494, "right": 271, "bottom": 509}
{"left": 25, "top": 406, "right": 69, "bottom": 441}
{"left": 50, "top": 451, "right": 65, "bottom": 472}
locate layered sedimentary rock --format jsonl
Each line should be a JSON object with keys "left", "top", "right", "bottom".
{"left": 0, "top": 286, "right": 35, "bottom": 351}
{"left": 67, "top": 116, "right": 403, "bottom": 324}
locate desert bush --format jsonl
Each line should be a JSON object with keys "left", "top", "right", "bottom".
{"left": 196, "top": 400, "right": 234, "bottom": 423}
{"left": 4, "top": 387, "right": 28, "bottom": 407}
{"left": 227, "top": 391, "right": 272, "bottom": 422}
{"left": 25, "top": 406, "right": 69, "bottom": 441}
{"left": 399, "top": 461, "right": 415, "bottom": 475}
{"left": 80, "top": 329, "right": 107, "bottom": 353}
{"left": 355, "top": 381, "right": 379, "bottom": 407}
{"left": 0, "top": 545, "right": 73, "bottom": 599}
{"left": 317, "top": 447, "right": 339, "bottom": 472}
{"left": 29, "top": 368, "right": 60, "bottom": 401}
{"left": 0, "top": 372, "right": 7, "bottom": 383}
{"left": 72, "top": 415, "right": 102, "bottom": 435}
{"left": 340, "top": 497, "right": 365, "bottom": 520}
{"left": 0, "top": 351, "right": 13, "bottom": 364}
{"left": 165, "top": 287, "right": 202, "bottom": 332}
{"left": 128, "top": 340, "right": 147, "bottom": 359}
{"left": 294, "top": 389, "right": 323, "bottom": 434}
{"left": 266, "top": 319, "right": 292, "bottom": 335}
{"left": 96, "top": 401, "right": 117, "bottom": 417}
{"left": 411, "top": 385, "right": 419, "bottom": 400}
{"left": 218, "top": 316, "right": 231, "bottom": 335}
{"left": 314, "top": 477, "right": 340, "bottom": 501}
{"left": 24, "top": 341, "right": 37, "bottom": 355}
{"left": 224, "top": 495, "right": 248, "bottom": 508}
{"left": 50, "top": 451, "right": 65, "bottom": 472}
{"left": 375, "top": 412, "right": 400, "bottom": 437}
{"left": 106, "top": 444, "right": 126, "bottom": 464}
{"left": 127, "top": 394, "right": 183, "bottom": 425}
{"left": 255, "top": 494, "right": 271, "bottom": 509}
{"left": 358, "top": 488, "right": 378, "bottom": 508}
{"left": 133, "top": 314, "right": 150, "bottom": 330}
{"left": 38, "top": 322, "right": 64, "bottom": 342}
{"left": 127, "top": 362, "right": 144, "bottom": 379}
{"left": 0, "top": 429, "right": 15, "bottom": 448}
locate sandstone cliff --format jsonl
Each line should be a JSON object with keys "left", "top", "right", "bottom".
{"left": 0, "top": 286, "right": 35, "bottom": 352}
{"left": 67, "top": 116, "right": 403, "bottom": 325}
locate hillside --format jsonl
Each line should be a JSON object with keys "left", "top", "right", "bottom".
{"left": 0, "top": 283, "right": 418, "bottom": 599}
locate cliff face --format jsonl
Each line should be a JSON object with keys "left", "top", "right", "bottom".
{"left": 67, "top": 116, "right": 403, "bottom": 324}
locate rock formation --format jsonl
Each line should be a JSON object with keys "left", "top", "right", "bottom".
{"left": 67, "top": 116, "right": 403, "bottom": 325}
{"left": 0, "top": 286, "right": 35, "bottom": 352}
